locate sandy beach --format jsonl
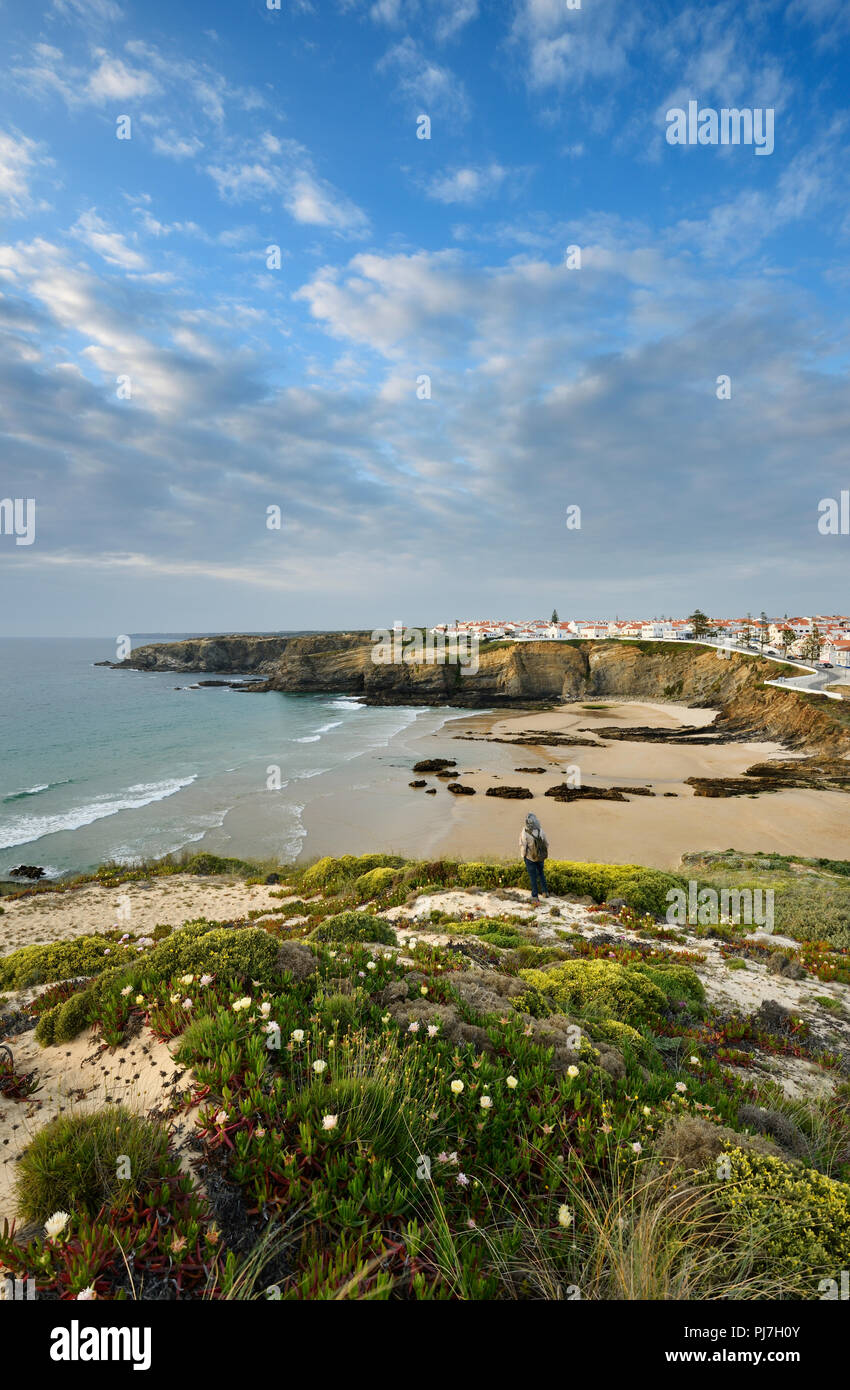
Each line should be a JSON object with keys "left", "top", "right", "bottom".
{"left": 297, "top": 699, "right": 850, "bottom": 869}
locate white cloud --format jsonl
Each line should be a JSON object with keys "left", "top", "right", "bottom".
{"left": 286, "top": 171, "right": 371, "bottom": 233}
{"left": 71, "top": 209, "right": 147, "bottom": 270}
{"left": 378, "top": 37, "right": 469, "bottom": 119}
{"left": 152, "top": 132, "right": 203, "bottom": 160}
{"left": 86, "top": 51, "right": 160, "bottom": 102}
{"left": 425, "top": 163, "right": 516, "bottom": 204}
{"left": 51, "top": 0, "right": 125, "bottom": 20}
{"left": 0, "top": 130, "right": 51, "bottom": 218}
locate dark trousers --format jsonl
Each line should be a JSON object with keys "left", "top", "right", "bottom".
{"left": 524, "top": 857, "right": 548, "bottom": 898}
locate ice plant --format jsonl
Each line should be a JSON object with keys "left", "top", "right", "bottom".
{"left": 233, "top": 997, "right": 251, "bottom": 1012}
{"left": 558, "top": 1205, "right": 573, "bottom": 1229}
{"left": 312, "top": 1059, "right": 327, "bottom": 1074}
{"left": 322, "top": 1114, "right": 338, "bottom": 1131}
{"left": 451, "top": 1080, "right": 464, "bottom": 1095}
{"left": 45, "top": 1211, "right": 70, "bottom": 1240}
{"left": 506, "top": 1075, "right": 518, "bottom": 1089}
{"left": 291, "top": 1029, "right": 304, "bottom": 1042}
{"left": 567, "top": 1065, "right": 579, "bottom": 1078}
{"left": 480, "top": 1095, "right": 493, "bottom": 1110}
{"left": 76, "top": 1286, "right": 97, "bottom": 1300}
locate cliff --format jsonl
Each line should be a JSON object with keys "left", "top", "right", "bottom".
{"left": 111, "top": 635, "right": 850, "bottom": 755}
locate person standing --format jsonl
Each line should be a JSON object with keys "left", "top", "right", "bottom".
{"left": 520, "top": 812, "right": 549, "bottom": 906}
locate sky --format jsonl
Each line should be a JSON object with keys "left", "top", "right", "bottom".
{"left": 0, "top": 0, "right": 849, "bottom": 636}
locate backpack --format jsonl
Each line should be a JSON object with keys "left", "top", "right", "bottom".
{"left": 527, "top": 828, "right": 547, "bottom": 862}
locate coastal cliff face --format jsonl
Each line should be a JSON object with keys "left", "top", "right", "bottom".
{"left": 111, "top": 633, "right": 367, "bottom": 674}
{"left": 113, "top": 635, "right": 850, "bottom": 754}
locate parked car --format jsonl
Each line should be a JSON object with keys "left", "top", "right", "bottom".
{"left": 817, "top": 660, "right": 833, "bottom": 669}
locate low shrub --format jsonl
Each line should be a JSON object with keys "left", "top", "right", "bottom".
{"left": 0, "top": 937, "right": 121, "bottom": 991}
{"left": 311, "top": 912, "right": 396, "bottom": 946}
{"left": 702, "top": 1148, "right": 850, "bottom": 1285}
{"left": 301, "top": 854, "right": 406, "bottom": 895}
{"left": 15, "top": 1107, "right": 171, "bottom": 1223}
{"left": 353, "top": 866, "right": 401, "bottom": 899}
{"left": 518, "top": 959, "right": 672, "bottom": 1027}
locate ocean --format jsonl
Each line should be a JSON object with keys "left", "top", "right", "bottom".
{"left": 0, "top": 637, "right": 460, "bottom": 877}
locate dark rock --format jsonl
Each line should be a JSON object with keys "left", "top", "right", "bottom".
{"left": 265, "top": 872, "right": 280, "bottom": 884}
{"left": 435, "top": 771, "right": 460, "bottom": 780}
{"left": 425, "top": 788, "right": 437, "bottom": 794}
{"left": 485, "top": 786, "right": 533, "bottom": 799}
{"left": 412, "top": 758, "right": 457, "bottom": 773}
{"left": 545, "top": 785, "right": 626, "bottom": 802}
{"left": 409, "top": 780, "right": 427, "bottom": 788}
{"left": 610, "top": 786, "right": 655, "bottom": 796}
{"left": 447, "top": 783, "right": 476, "bottom": 795}
{"left": 8, "top": 865, "right": 46, "bottom": 880}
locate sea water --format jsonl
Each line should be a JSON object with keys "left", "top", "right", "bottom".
{"left": 0, "top": 637, "right": 450, "bottom": 876}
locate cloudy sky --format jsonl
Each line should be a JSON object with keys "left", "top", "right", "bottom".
{"left": 1, "top": 0, "right": 848, "bottom": 636}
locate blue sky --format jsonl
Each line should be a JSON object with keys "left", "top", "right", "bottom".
{"left": 1, "top": 0, "right": 849, "bottom": 636}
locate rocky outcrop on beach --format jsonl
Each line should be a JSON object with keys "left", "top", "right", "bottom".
{"left": 107, "top": 634, "right": 850, "bottom": 756}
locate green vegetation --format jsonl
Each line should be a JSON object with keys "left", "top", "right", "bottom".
{"left": 310, "top": 911, "right": 397, "bottom": 946}
{"left": 14, "top": 1108, "right": 171, "bottom": 1223}
{"left": 1, "top": 846, "right": 847, "bottom": 1302}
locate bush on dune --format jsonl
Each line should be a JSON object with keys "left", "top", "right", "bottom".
{"left": 15, "top": 1107, "right": 171, "bottom": 1224}
{"left": 517, "top": 958, "right": 702, "bottom": 1028}
{"left": 311, "top": 911, "right": 396, "bottom": 946}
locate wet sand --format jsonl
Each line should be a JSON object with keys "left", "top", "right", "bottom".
{"left": 296, "top": 700, "right": 850, "bottom": 869}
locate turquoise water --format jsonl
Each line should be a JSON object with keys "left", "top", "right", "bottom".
{"left": 0, "top": 637, "right": 446, "bottom": 876}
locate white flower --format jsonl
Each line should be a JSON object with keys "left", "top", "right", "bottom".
{"left": 45, "top": 1211, "right": 71, "bottom": 1240}
{"left": 408, "top": 938, "right": 417, "bottom": 948}
{"left": 312, "top": 1059, "right": 327, "bottom": 1074}
{"left": 480, "top": 1094, "right": 493, "bottom": 1110}
{"left": 327, "top": 950, "right": 337, "bottom": 959}
{"left": 200, "top": 974, "right": 213, "bottom": 987}
{"left": 291, "top": 1029, "right": 304, "bottom": 1042}
{"left": 567, "top": 1065, "right": 580, "bottom": 1079}
{"left": 557, "top": 1205, "right": 573, "bottom": 1229}
{"left": 456, "top": 1172, "right": 470, "bottom": 1187}
{"left": 76, "top": 1286, "right": 97, "bottom": 1300}
{"left": 169, "top": 993, "right": 181, "bottom": 1004}
{"left": 180, "top": 974, "right": 194, "bottom": 985}
{"left": 381, "top": 1013, "right": 391, "bottom": 1024}
{"left": 232, "top": 997, "right": 252, "bottom": 1012}
{"left": 631, "top": 1141, "right": 642, "bottom": 1154}
{"left": 366, "top": 960, "right": 377, "bottom": 971}
{"left": 450, "top": 1080, "right": 464, "bottom": 1095}
{"left": 259, "top": 1001, "right": 272, "bottom": 1018}
{"left": 427, "top": 1024, "right": 439, "bottom": 1038}
{"left": 408, "top": 1021, "right": 420, "bottom": 1034}
{"left": 120, "top": 985, "right": 132, "bottom": 997}
{"left": 420, "top": 986, "right": 428, "bottom": 996}
{"left": 322, "top": 1114, "right": 338, "bottom": 1131}
{"left": 382, "top": 953, "right": 393, "bottom": 960}
{"left": 642, "top": 1105, "right": 651, "bottom": 1116}
{"left": 506, "top": 1075, "right": 518, "bottom": 1089}
{"left": 689, "top": 1055, "right": 699, "bottom": 1065}
{"left": 215, "top": 1110, "right": 229, "bottom": 1126}
{"left": 182, "top": 998, "right": 193, "bottom": 1010}
{"left": 675, "top": 1082, "right": 687, "bottom": 1093}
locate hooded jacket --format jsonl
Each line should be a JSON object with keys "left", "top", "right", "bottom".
{"left": 519, "top": 813, "right": 548, "bottom": 861}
